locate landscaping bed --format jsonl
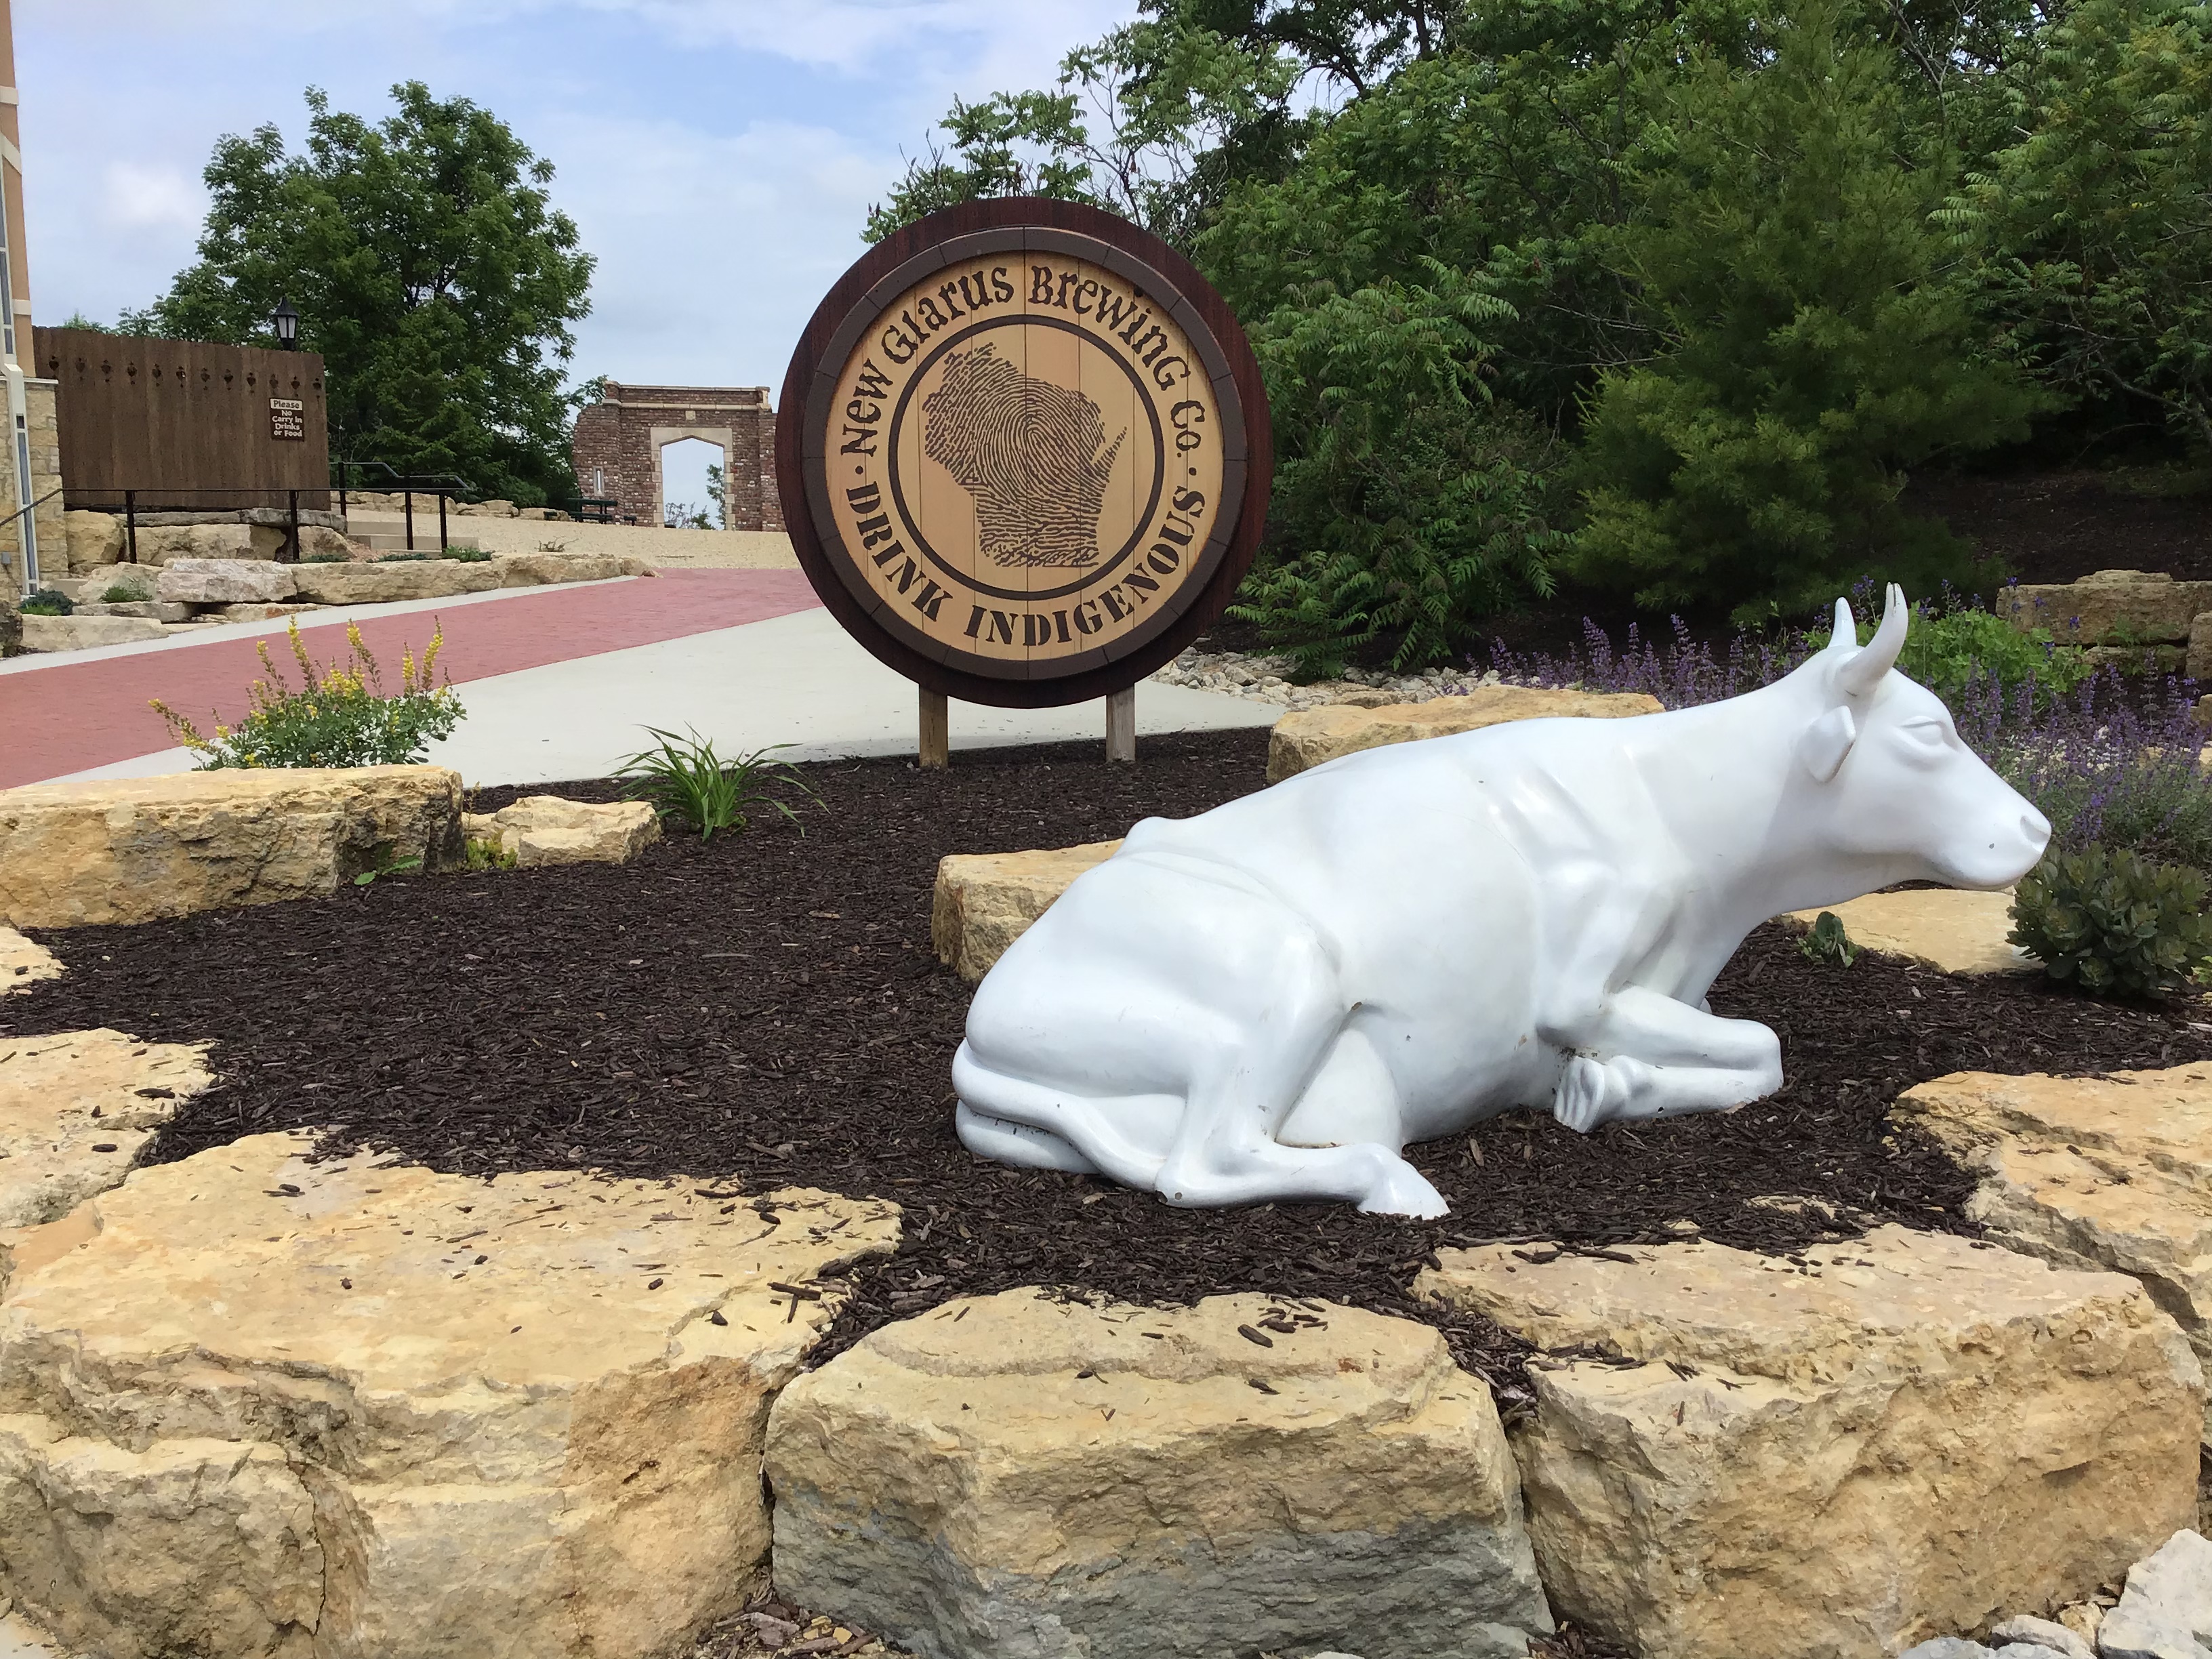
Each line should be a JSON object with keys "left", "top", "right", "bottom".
{"left": 5, "top": 728, "right": 2209, "bottom": 1391}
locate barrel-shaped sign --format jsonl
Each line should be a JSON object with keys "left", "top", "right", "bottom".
{"left": 778, "top": 199, "right": 1270, "bottom": 708}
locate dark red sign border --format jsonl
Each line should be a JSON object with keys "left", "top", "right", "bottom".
{"left": 776, "top": 197, "right": 1271, "bottom": 710}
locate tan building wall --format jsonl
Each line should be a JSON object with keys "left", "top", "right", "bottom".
{"left": 0, "top": 378, "right": 61, "bottom": 586}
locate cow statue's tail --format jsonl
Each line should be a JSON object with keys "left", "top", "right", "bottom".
{"left": 951, "top": 1040, "right": 1174, "bottom": 1190}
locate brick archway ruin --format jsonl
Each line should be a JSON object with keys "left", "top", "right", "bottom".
{"left": 571, "top": 383, "right": 784, "bottom": 531}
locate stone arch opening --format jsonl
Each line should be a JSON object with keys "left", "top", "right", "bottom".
{"left": 657, "top": 435, "right": 726, "bottom": 527}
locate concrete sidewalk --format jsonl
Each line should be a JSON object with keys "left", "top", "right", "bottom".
{"left": 1, "top": 570, "right": 819, "bottom": 787}
{"left": 56, "top": 607, "right": 1283, "bottom": 788}
{"left": 35, "top": 597, "right": 1283, "bottom": 792}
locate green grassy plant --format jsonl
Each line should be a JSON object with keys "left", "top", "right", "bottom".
{"left": 19, "top": 588, "right": 71, "bottom": 616}
{"left": 1798, "top": 912, "right": 1859, "bottom": 966}
{"left": 615, "top": 727, "right": 817, "bottom": 842}
{"left": 2009, "top": 844, "right": 2212, "bottom": 1000}
{"left": 150, "top": 619, "right": 464, "bottom": 768}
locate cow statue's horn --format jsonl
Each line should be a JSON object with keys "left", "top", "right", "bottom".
{"left": 1834, "top": 582, "right": 1908, "bottom": 698}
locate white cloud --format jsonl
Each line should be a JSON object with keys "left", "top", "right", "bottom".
{"left": 551, "top": 112, "right": 891, "bottom": 384}
{"left": 98, "top": 162, "right": 205, "bottom": 232}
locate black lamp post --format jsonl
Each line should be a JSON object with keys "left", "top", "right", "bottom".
{"left": 272, "top": 298, "right": 299, "bottom": 350}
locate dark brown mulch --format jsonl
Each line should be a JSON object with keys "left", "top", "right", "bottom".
{"left": 1904, "top": 468, "right": 2212, "bottom": 587}
{"left": 8, "top": 727, "right": 2210, "bottom": 1401}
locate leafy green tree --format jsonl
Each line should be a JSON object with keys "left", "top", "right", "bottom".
{"left": 1231, "top": 263, "right": 1563, "bottom": 673}
{"left": 1568, "top": 0, "right": 2049, "bottom": 619}
{"left": 129, "top": 83, "right": 595, "bottom": 506}
{"left": 1945, "top": 0, "right": 2212, "bottom": 455}
{"left": 865, "top": 5, "right": 1303, "bottom": 244}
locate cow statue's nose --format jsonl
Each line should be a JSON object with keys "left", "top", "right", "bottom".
{"left": 2022, "top": 806, "right": 2053, "bottom": 851}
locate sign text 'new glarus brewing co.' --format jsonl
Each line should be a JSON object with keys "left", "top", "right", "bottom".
{"left": 779, "top": 201, "right": 1271, "bottom": 708}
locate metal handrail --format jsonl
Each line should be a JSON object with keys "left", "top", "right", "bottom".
{"left": 331, "top": 461, "right": 479, "bottom": 556}
{"left": 4, "top": 485, "right": 66, "bottom": 595}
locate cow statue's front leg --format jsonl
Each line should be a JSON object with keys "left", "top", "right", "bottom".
{"left": 1547, "top": 986, "right": 1782, "bottom": 1132}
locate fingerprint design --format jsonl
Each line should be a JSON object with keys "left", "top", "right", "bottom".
{"left": 922, "top": 344, "right": 1127, "bottom": 568}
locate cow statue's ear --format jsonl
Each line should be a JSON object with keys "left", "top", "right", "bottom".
{"left": 1800, "top": 705, "right": 1858, "bottom": 783}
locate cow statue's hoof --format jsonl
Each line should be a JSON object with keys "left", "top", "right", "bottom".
{"left": 1553, "top": 1054, "right": 1637, "bottom": 1133}
{"left": 1356, "top": 1158, "right": 1450, "bottom": 1219}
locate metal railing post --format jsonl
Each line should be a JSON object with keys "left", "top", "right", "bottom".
{"left": 438, "top": 490, "right": 448, "bottom": 553}
{"left": 337, "top": 462, "right": 348, "bottom": 521}
{"left": 125, "top": 490, "right": 138, "bottom": 564}
{"left": 404, "top": 491, "right": 415, "bottom": 552}
{"left": 286, "top": 489, "right": 300, "bottom": 562}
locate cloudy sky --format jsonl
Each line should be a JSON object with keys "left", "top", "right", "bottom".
{"left": 20, "top": 0, "right": 1139, "bottom": 504}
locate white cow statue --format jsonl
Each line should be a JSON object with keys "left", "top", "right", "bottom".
{"left": 952, "top": 586, "right": 2052, "bottom": 1217}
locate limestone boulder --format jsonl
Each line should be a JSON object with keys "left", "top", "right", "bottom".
{"left": 19, "top": 614, "right": 167, "bottom": 651}
{"left": 1784, "top": 888, "right": 2033, "bottom": 975}
{"left": 289, "top": 560, "right": 499, "bottom": 604}
{"left": 1897, "top": 1065, "right": 2212, "bottom": 1443}
{"left": 62, "top": 511, "right": 124, "bottom": 573}
{"left": 295, "top": 525, "right": 355, "bottom": 560}
{"left": 1995, "top": 570, "right": 2212, "bottom": 646}
{"left": 767, "top": 1288, "right": 1552, "bottom": 1659}
{"left": 215, "top": 602, "right": 324, "bottom": 622}
{"left": 83, "top": 563, "right": 157, "bottom": 601}
{"left": 930, "top": 840, "right": 1122, "bottom": 983}
{"left": 79, "top": 600, "right": 190, "bottom": 622}
{"left": 0, "top": 765, "right": 466, "bottom": 928}
{"left": 468, "top": 797, "right": 661, "bottom": 867}
{"left": 0, "top": 1132, "right": 901, "bottom": 1659}
{"left": 2097, "top": 1529, "right": 2212, "bottom": 1659}
{"left": 0, "top": 1030, "right": 210, "bottom": 1234}
{"left": 1418, "top": 1227, "right": 2200, "bottom": 1659}
{"left": 491, "top": 550, "right": 627, "bottom": 588}
{"left": 156, "top": 558, "right": 296, "bottom": 604}
{"left": 131, "top": 524, "right": 267, "bottom": 567}
{"left": 1267, "top": 687, "right": 1664, "bottom": 783}
{"left": 0, "top": 926, "right": 60, "bottom": 994}
{"left": 0, "top": 594, "right": 16, "bottom": 659}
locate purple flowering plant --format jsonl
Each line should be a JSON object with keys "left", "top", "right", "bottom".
{"left": 1480, "top": 588, "right": 2212, "bottom": 872}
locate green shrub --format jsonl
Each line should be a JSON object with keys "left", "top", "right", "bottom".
{"left": 19, "top": 588, "right": 71, "bottom": 616}
{"left": 446, "top": 546, "right": 491, "bottom": 562}
{"left": 378, "top": 552, "right": 433, "bottom": 562}
{"left": 1565, "top": 0, "right": 2049, "bottom": 621}
{"left": 2009, "top": 844, "right": 2212, "bottom": 1000}
{"left": 464, "top": 836, "right": 516, "bottom": 871}
{"left": 100, "top": 584, "right": 142, "bottom": 603}
{"left": 1871, "top": 603, "right": 2091, "bottom": 709}
{"left": 1228, "top": 266, "right": 1563, "bottom": 676}
{"left": 615, "top": 727, "right": 817, "bottom": 842}
{"left": 301, "top": 552, "right": 350, "bottom": 564}
{"left": 1799, "top": 911, "right": 1858, "bottom": 966}
{"left": 150, "top": 619, "right": 464, "bottom": 768}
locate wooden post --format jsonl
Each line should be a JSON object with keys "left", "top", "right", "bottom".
{"left": 920, "top": 687, "right": 950, "bottom": 770}
{"left": 1106, "top": 684, "right": 1136, "bottom": 763}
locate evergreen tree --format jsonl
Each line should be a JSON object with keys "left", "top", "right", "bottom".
{"left": 1569, "top": 0, "right": 2050, "bottom": 618}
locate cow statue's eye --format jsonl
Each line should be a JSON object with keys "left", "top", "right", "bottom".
{"left": 1902, "top": 718, "right": 1949, "bottom": 749}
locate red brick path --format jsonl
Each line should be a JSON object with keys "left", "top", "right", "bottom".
{"left": 0, "top": 569, "right": 821, "bottom": 789}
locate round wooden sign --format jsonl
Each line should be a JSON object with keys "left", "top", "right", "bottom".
{"left": 777, "top": 199, "right": 1271, "bottom": 708}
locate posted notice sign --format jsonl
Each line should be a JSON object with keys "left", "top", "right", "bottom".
{"left": 269, "top": 398, "right": 306, "bottom": 441}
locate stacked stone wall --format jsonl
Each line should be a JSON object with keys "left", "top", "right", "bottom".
{"left": 0, "top": 379, "right": 64, "bottom": 588}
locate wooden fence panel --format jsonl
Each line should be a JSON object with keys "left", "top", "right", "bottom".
{"left": 33, "top": 328, "right": 332, "bottom": 511}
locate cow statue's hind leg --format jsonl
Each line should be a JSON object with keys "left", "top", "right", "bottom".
{"left": 956, "top": 853, "right": 1449, "bottom": 1218}
{"left": 1548, "top": 986, "right": 1782, "bottom": 1132}
{"left": 1149, "top": 920, "right": 1448, "bottom": 1217}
